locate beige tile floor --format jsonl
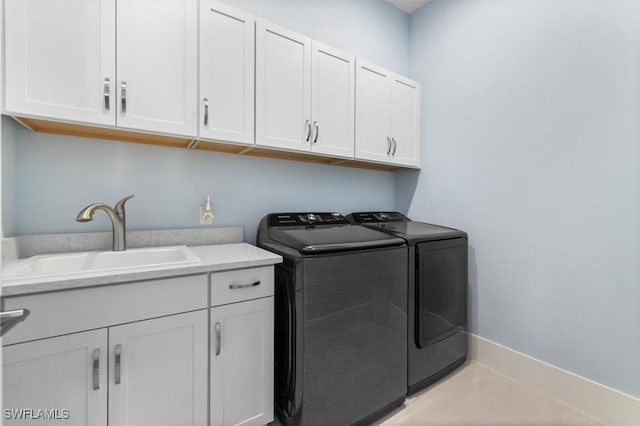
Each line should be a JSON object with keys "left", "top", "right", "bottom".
{"left": 378, "top": 361, "right": 603, "bottom": 425}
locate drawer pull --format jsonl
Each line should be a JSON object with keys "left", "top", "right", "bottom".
{"left": 0, "top": 308, "right": 30, "bottom": 337}
{"left": 228, "top": 280, "right": 261, "bottom": 290}
{"left": 92, "top": 349, "right": 100, "bottom": 391}
{"left": 114, "top": 344, "right": 122, "bottom": 384}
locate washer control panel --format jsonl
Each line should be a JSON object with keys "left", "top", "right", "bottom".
{"left": 268, "top": 212, "right": 349, "bottom": 226}
{"left": 348, "top": 211, "right": 408, "bottom": 223}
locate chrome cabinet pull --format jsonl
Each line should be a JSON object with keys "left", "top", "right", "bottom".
{"left": 0, "top": 309, "right": 28, "bottom": 320}
{"left": 120, "top": 81, "right": 127, "bottom": 114}
{"left": 313, "top": 121, "right": 319, "bottom": 144}
{"left": 203, "top": 98, "right": 209, "bottom": 126}
{"left": 215, "top": 323, "right": 221, "bottom": 356}
{"left": 229, "top": 280, "right": 261, "bottom": 290}
{"left": 386, "top": 137, "right": 392, "bottom": 155}
{"left": 0, "top": 308, "right": 30, "bottom": 337}
{"left": 305, "top": 120, "right": 311, "bottom": 142}
{"left": 103, "top": 78, "right": 110, "bottom": 112}
{"left": 114, "top": 344, "right": 122, "bottom": 384}
{"left": 92, "top": 349, "right": 100, "bottom": 391}
{"left": 392, "top": 137, "right": 397, "bottom": 156}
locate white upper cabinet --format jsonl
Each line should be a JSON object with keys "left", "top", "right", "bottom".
{"left": 355, "top": 60, "right": 392, "bottom": 163}
{"left": 4, "top": 0, "right": 116, "bottom": 126}
{"left": 256, "top": 23, "right": 355, "bottom": 159}
{"left": 116, "top": 0, "right": 198, "bottom": 137}
{"left": 311, "top": 42, "right": 355, "bottom": 158}
{"left": 355, "top": 60, "right": 421, "bottom": 167}
{"left": 200, "top": 1, "right": 255, "bottom": 145}
{"left": 390, "top": 75, "right": 421, "bottom": 167}
{"left": 3, "top": 2, "right": 420, "bottom": 169}
{"left": 256, "top": 20, "right": 312, "bottom": 151}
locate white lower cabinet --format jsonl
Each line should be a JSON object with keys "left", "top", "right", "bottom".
{"left": 3, "top": 329, "right": 108, "bottom": 426}
{"left": 210, "top": 297, "right": 274, "bottom": 426}
{"left": 3, "top": 311, "right": 207, "bottom": 426}
{"left": 2, "top": 269, "right": 276, "bottom": 426}
{"left": 109, "top": 311, "right": 208, "bottom": 426}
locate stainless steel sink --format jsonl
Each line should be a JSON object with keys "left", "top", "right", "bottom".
{"left": 2, "top": 246, "right": 200, "bottom": 281}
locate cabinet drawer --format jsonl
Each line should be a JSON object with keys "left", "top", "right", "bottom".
{"left": 3, "top": 274, "right": 208, "bottom": 345}
{"left": 210, "top": 267, "right": 274, "bottom": 306}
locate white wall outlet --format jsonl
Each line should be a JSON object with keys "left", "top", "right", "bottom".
{"left": 200, "top": 196, "right": 214, "bottom": 225}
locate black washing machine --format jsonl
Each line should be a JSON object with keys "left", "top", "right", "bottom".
{"left": 257, "top": 212, "right": 408, "bottom": 425}
{"left": 347, "top": 211, "right": 468, "bottom": 395}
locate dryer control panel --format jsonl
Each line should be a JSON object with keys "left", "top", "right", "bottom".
{"left": 267, "top": 212, "right": 349, "bottom": 226}
{"left": 348, "top": 211, "right": 408, "bottom": 224}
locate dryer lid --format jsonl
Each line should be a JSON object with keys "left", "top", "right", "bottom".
{"left": 376, "top": 221, "right": 466, "bottom": 242}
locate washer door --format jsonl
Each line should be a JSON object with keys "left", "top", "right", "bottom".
{"left": 416, "top": 238, "right": 467, "bottom": 348}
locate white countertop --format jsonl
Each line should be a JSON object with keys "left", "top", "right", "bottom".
{"left": 1, "top": 243, "right": 282, "bottom": 297}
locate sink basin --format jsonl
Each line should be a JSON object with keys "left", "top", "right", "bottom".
{"left": 2, "top": 246, "right": 200, "bottom": 281}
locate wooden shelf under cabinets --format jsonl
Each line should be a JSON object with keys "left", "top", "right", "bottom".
{"left": 12, "top": 116, "right": 410, "bottom": 172}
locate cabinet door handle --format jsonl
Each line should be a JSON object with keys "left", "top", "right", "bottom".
{"left": 386, "top": 137, "right": 392, "bottom": 155}
{"left": 229, "top": 280, "right": 261, "bottom": 290}
{"left": 305, "top": 120, "right": 311, "bottom": 142}
{"left": 313, "top": 121, "right": 319, "bottom": 144}
{"left": 103, "top": 78, "right": 110, "bottom": 112}
{"left": 203, "top": 98, "right": 209, "bottom": 126}
{"left": 215, "top": 322, "right": 221, "bottom": 356}
{"left": 392, "top": 137, "right": 398, "bottom": 156}
{"left": 120, "top": 81, "right": 127, "bottom": 114}
{"left": 114, "top": 344, "right": 122, "bottom": 384}
{"left": 92, "top": 349, "right": 101, "bottom": 391}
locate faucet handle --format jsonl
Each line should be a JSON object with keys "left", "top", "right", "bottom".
{"left": 114, "top": 195, "right": 135, "bottom": 215}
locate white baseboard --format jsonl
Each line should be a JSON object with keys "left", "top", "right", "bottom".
{"left": 468, "top": 333, "right": 640, "bottom": 426}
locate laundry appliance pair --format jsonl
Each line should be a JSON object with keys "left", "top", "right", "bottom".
{"left": 257, "top": 211, "right": 467, "bottom": 425}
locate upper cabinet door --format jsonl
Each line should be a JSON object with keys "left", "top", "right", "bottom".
{"left": 256, "top": 20, "right": 312, "bottom": 151}
{"left": 116, "top": 0, "right": 198, "bottom": 137}
{"left": 355, "top": 60, "right": 392, "bottom": 163}
{"left": 200, "top": 1, "right": 255, "bottom": 145}
{"left": 4, "top": 0, "right": 116, "bottom": 126}
{"left": 390, "top": 75, "right": 421, "bottom": 167}
{"left": 311, "top": 42, "right": 355, "bottom": 159}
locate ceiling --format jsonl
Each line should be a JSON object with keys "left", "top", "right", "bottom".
{"left": 386, "top": 0, "right": 430, "bottom": 14}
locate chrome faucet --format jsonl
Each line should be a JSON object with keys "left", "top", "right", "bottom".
{"left": 76, "top": 195, "right": 135, "bottom": 251}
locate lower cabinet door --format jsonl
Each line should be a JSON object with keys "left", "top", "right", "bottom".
{"left": 211, "top": 297, "right": 274, "bottom": 426}
{"left": 3, "top": 329, "right": 108, "bottom": 426}
{"left": 108, "top": 310, "right": 208, "bottom": 426}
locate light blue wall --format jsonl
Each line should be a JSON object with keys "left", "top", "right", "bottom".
{"left": 1, "top": 117, "right": 16, "bottom": 237}
{"left": 4, "top": 117, "right": 395, "bottom": 242}
{"left": 403, "top": 0, "right": 640, "bottom": 397}
{"left": 2, "top": 0, "right": 409, "bottom": 241}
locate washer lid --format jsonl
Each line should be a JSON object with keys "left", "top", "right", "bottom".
{"left": 269, "top": 225, "right": 405, "bottom": 254}
{"left": 374, "top": 221, "right": 467, "bottom": 243}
